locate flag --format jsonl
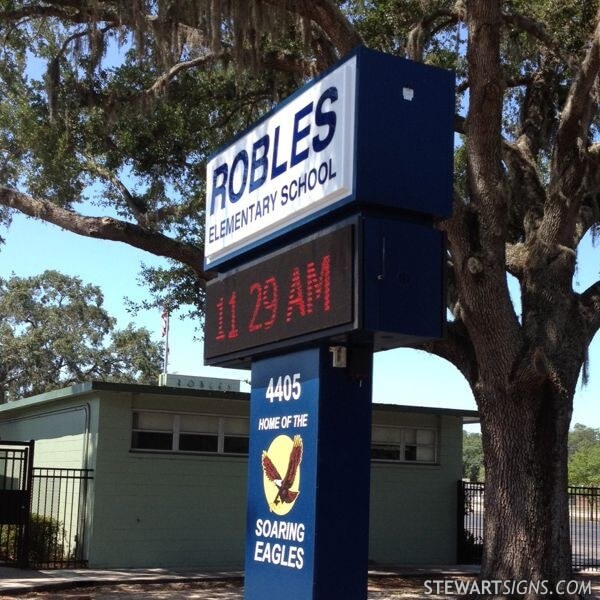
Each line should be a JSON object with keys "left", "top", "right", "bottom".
{"left": 161, "top": 309, "right": 169, "bottom": 337}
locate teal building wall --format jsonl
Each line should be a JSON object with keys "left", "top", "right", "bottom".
{"left": 0, "top": 383, "right": 475, "bottom": 568}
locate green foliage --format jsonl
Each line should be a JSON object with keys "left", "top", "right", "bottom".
{"left": 0, "top": 1, "right": 598, "bottom": 326}
{"left": 569, "top": 446, "right": 600, "bottom": 488}
{"left": 464, "top": 424, "right": 600, "bottom": 487}
{"left": 568, "top": 424, "right": 600, "bottom": 487}
{"left": 344, "top": 0, "right": 461, "bottom": 65}
{"left": 28, "top": 514, "right": 66, "bottom": 566}
{"left": 0, "top": 5, "right": 309, "bottom": 313}
{"left": 568, "top": 423, "right": 600, "bottom": 457}
{"left": 463, "top": 431, "right": 485, "bottom": 482}
{"left": 0, "top": 270, "right": 163, "bottom": 402}
{"left": 126, "top": 261, "right": 206, "bottom": 325}
{"left": 0, "top": 514, "right": 65, "bottom": 566}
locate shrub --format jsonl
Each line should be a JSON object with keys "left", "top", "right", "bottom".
{"left": 0, "top": 514, "right": 65, "bottom": 566}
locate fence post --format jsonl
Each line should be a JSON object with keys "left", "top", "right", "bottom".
{"left": 457, "top": 480, "right": 465, "bottom": 563}
{"left": 17, "top": 440, "right": 35, "bottom": 569}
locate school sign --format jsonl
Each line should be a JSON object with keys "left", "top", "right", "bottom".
{"left": 204, "top": 48, "right": 453, "bottom": 269}
{"left": 203, "top": 47, "right": 454, "bottom": 600}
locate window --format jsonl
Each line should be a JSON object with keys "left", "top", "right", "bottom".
{"left": 223, "top": 417, "right": 250, "bottom": 454}
{"left": 131, "top": 411, "right": 249, "bottom": 455}
{"left": 179, "top": 414, "right": 219, "bottom": 452}
{"left": 132, "top": 412, "right": 174, "bottom": 450}
{"left": 371, "top": 426, "right": 437, "bottom": 463}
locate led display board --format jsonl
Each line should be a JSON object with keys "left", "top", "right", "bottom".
{"left": 204, "top": 216, "right": 445, "bottom": 367}
{"left": 204, "top": 227, "right": 354, "bottom": 363}
{"left": 204, "top": 47, "right": 454, "bottom": 269}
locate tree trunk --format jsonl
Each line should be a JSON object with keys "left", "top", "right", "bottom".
{"left": 478, "top": 382, "right": 575, "bottom": 599}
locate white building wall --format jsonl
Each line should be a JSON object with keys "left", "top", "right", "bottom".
{"left": 88, "top": 392, "right": 249, "bottom": 568}
{"left": 0, "top": 386, "right": 467, "bottom": 569}
{"left": 368, "top": 413, "right": 462, "bottom": 564}
{"left": 0, "top": 401, "right": 96, "bottom": 469}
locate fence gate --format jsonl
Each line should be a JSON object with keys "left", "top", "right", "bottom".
{"left": 0, "top": 441, "right": 35, "bottom": 568}
{"left": 457, "top": 480, "right": 484, "bottom": 564}
{"left": 568, "top": 486, "right": 600, "bottom": 571}
{"left": 458, "top": 481, "right": 600, "bottom": 571}
{"left": 31, "top": 467, "right": 94, "bottom": 568}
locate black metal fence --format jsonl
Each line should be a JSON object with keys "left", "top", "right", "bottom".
{"left": 29, "top": 468, "right": 94, "bottom": 568}
{"left": 457, "top": 481, "right": 484, "bottom": 564}
{"left": 569, "top": 486, "right": 600, "bottom": 571}
{"left": 0, "top": 442, "right": 34, "bottom": 568}
{"left": 458, "top": 481, "right": 600, "bottom": 571}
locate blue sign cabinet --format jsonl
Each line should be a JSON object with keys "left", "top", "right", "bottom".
{"left": 203, "top": 47, "right": 454, "bottom": 600}
{"left": 245, "top": 347, "right": 372, "bottom": 599}
{"left": 205, "top": 46, "right": 454, "bottom": 271}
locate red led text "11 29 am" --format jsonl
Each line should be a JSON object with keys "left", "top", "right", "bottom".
{"left": 204, "top": 226, "right": 354, "bottom": 362}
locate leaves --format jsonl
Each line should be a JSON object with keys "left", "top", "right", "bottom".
{"left": 569, "top": 444, "right": 600, "bottom": 487}
{"left": 0, "top": 270, "right": 163, "bottom": 402}
{"left": 463, "top": 431, "right": 485, "bottom": 482}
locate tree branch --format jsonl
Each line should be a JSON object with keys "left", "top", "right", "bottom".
{"left": 516, "top": 66, "right": 558, "bottom": 158}
{"left": 551, "top": 10, "right": 600, "bottom": 193}
{"left": 0, "top": 3, "right": 118, "bottom": 25}
{"left": 457, "top": 75, "right": 532, "bottom": 95}
{"left": 506, "top": 242, "right": 528, "bottom": 279}
{"left": 262, "top": 0, "right": 362, "bottom": 57}
{"left": 145, "top": 52, "right": 223, "bottom": 97}
{"left": 502, "top": 13, "right": 568, "bottom": 63}
{"left": 466, "top": 0, "right": 506, "bottom": 218}
{"left": 456, "top": 0, "right": 522, "bottom": 377}
{"left": 310, "top": 25, "right": 339, "bottom": 72}
{"left": 0, "top": 186, "right": 212, "bottom": 284}
{"left": 81, "top": 158, "right": 149, "bottom": 225}
{"left": 455, "top": 114, "right": 466, "bottom": 135}
{"left": 416, "top": 320, "right": 478, "bottom": 383}
{"left": 502, "top": 139, "right": 547, "bottom": 242}
{"left": 67, "top": 48, "right": 306, "bottom": 113}
{"left": 407, "top": 9, "right": 459, "bottom": 62}
{"left": 540, "top": 9, "right": 600, "bottom": 247}
{"left": 574, "top": 146, "right": 600, "bottom": 244}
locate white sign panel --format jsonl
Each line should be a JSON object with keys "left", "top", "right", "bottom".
{"left": 205, "top": 56, "right": 357, "bottom": 267}
{"left": 158, "top": 373, "right": 241, "bottom": 392}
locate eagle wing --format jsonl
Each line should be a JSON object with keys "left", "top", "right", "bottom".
{"left": 262, "top": 451, "right": 281, "bottom": 482}
{"left": 281, "top": 435, "right": 303, "bottom": 489}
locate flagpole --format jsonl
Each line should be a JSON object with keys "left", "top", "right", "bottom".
{"left": 162, "top": 309, "right": 170, "bottom": 375}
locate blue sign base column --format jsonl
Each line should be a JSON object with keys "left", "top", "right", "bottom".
{"left": 244, "top": 345, "right": 373, "bottom": 600}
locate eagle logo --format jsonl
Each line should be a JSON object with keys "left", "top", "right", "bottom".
{"left": 261, "top": 434, "right": 303, "bottom": 515}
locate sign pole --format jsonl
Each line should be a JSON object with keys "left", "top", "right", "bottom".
{"left": 244, "top": 345, "right": 373, "bottom": 600}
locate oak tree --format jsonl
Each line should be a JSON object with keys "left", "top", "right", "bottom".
{"left": 568, "top": 423, "right": 600, "bottom": 457}
{"left": 463, "top": 431, "right": 485, "bottom": 482}
{"left": 0, "top": 1, "right": 599, "bottom": 597}
{"left": 0, "top": 270, "right": 163, "bottom": 402}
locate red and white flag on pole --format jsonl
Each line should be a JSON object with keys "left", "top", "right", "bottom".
{"left": 161, "top": 308, "right": 169, "bottom": 337}
{"left": 161, "top": 308, "right": 170, "bottom": 375}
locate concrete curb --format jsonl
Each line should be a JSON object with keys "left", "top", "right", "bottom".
{"left": 1, "top": 565, "right": 596, "bottom": 597}
{"left": 0, "top": 569, "right": 244, "bottom": 596}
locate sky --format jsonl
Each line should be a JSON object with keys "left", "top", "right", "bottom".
{"left": 1, "top": 210, "right": 598, "bottom": 429}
